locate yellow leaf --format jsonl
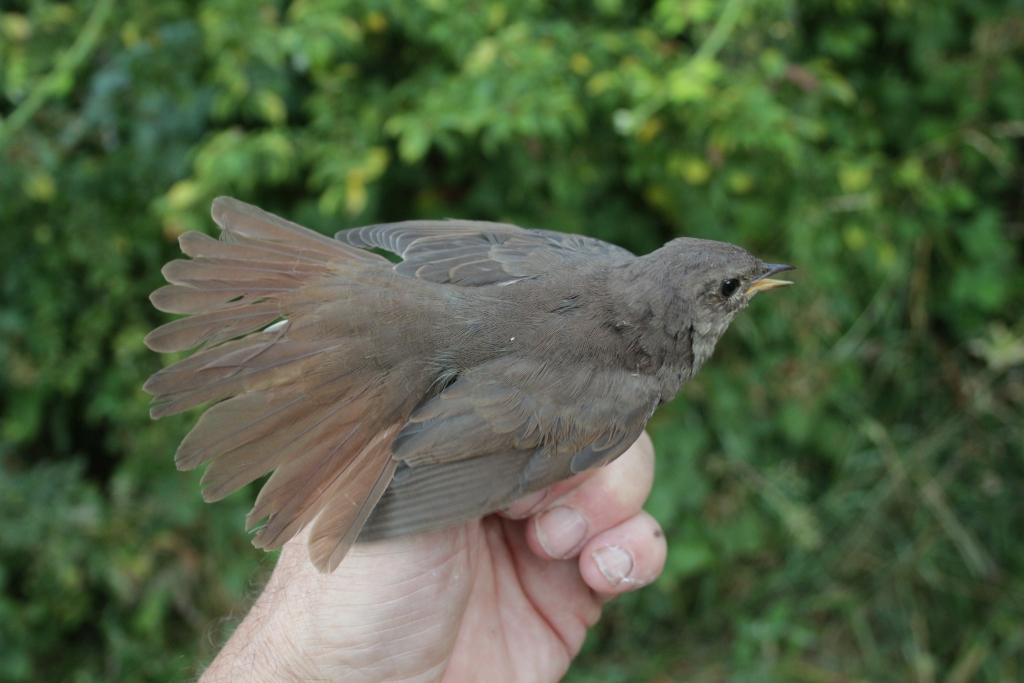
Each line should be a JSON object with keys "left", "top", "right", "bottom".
{"left": 637, "top": 116, "right": 663, "bottom": 143}
{"left": 895, "top": 157, "right": 926, "bottom": 188}
{"left": 1, "top": 13, "right": 32, "bottom": 41}
{"left": 728, "top": 171, "right": 754, "bottom": 194}
{"left": 256, "top": 90, "right": 288, "bottom": 126}
{"left": 167, "top": 180, "right": 200, "bottom": 210}
{"left": 465, "top": 38, "right": 499, "bottom": 75}
{"left": 843, "top": 225, "right": 867, "bottom": 251}
{"left": 488, "top": 3, "right": 507, "bottom": 29}
{"left": 838, "top": 164, "right": 873, "bottom": 193}
{"left": 23, "top": 171, "right": 56, "bottom": 202}
{"left": 345, "top": 169, "right": 367, "bottom": 215}
{"left": 319, "top": 184, "right": 344, "bottom": 215}
{"left": 666, "top": 65, "right": 712, "bottom": 103}
{"left": 668, "top": 155, "right": 712, "bottom": 185}
{"left": 585, "top": 71, "right": 615, "bottom": 96}
{"left": 121, "top": 21, "right": 141, "bottom": 47}
{"left": 644, "top": 184, "right": 669, "bottom": 208}
{"left": 362, "top": 147, "right": 390, "bottom": 180}
{"left": 570, "top": 53, "right": 592, "bottom": 75}
{"left": 877, "top": 241, "right": 898, "bottom": 270}
{"left": 365, "top": 11, "right": 387, "bottom": 33}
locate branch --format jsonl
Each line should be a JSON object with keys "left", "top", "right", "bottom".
{"left": 695, "top": 0, "right": 746, "bottom": 62}
{"left": 0, "top": 0, "right": 115, "bottom": 151}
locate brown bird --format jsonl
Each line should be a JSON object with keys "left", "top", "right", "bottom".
{"left": 144, "top": 197, "right": 793, "bottom": 572}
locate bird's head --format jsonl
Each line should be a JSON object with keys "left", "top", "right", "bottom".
{"left": 659, "top": 237, "right": 794, "bottom": 367}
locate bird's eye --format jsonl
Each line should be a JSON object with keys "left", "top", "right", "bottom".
{"left": 720, "top": 279, "right": 740, "bottom": 297}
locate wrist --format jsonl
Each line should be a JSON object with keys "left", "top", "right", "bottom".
{"left": 201, "top": 528, "right": 475, "bottom": 683}
{"left": 200, "top": 555, "right": 321, "bottom": 682}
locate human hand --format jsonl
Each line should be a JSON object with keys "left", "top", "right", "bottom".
{"left": 200, "top": 433, "right": 665, "bottom": 683}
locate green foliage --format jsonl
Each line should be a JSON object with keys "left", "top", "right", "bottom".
{"left": 2, "top": 0, "right": 1023, "bottom": 680}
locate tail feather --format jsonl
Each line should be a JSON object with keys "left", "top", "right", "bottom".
{"left": 246, "top": 384, "right": 383, "bottom": 530}
{"left": 183, "top": 390, "right": 308, "bottom": 476}
{"left": 144, "top": 335, "right": 274, "bottom": 417}
{"left": 144, "top": 197, "right": 437, "bottom": 572}
{"left": 161, "top": 259, "right": 317, "bottom": 286}
{"left": 179, "top": 366, "right": 375, "bottom": 487}
{"left": 308, "top": 424, "right": 402, "bottom": 572}
{"left": 211, "top": 196, "right": 383, "bottom": 262}
{"left": 146, "top": 336, "right": 353, "bottom": 418}
{"left": 150, "top": 284, "right": 290, "bottom": 315}
{"left": 144, "top": 301, "right": 281, "bottom": 353}
{"left": 179, "top": 231, "right": 348, "bottom": 266}
{"left": 247, "top": 414, "right": 375, "bottom": 547}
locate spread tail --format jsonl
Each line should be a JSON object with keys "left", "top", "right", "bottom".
{"left": 144, "top": 197, "right": 434, "bottom": 571}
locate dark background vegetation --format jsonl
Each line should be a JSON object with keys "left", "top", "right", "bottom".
{"left": 2, "top": 0, "right": 1024, "bottom": 680}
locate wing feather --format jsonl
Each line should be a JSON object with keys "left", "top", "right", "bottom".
{"left": 367, "top": 358, "right": 660, "bottom": 539}
{"left": 359, "top": 449, "right": 535, "bottom": 540}
{"left": 337, "top": 219, "right": 634, "bottom": 286}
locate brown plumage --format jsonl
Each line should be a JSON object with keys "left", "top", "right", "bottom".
{"left": 144, "top": 197, "right": 793, "bottom": 572}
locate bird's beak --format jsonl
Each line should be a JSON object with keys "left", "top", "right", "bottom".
{"left": 746, "top": 263, "right": 795, "bottom": 295}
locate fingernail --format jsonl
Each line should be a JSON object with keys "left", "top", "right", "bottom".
{"left": 592, "top": 546, "right": 634, "bottom": 587}
{"left": 504, "top": 490, "right": 548, "bottom": 519}
{"left": 535, "top": 507, "right": 587, "bottom": 559}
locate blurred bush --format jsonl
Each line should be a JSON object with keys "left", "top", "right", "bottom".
{"left": 2, "top": 0, "right": 1023, "bottom": 680}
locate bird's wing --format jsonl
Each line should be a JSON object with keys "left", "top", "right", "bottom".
{"left": 358, "top": 358, "right": 660, "bottom": 540}
{"left": 336, "top": 220, "right": 635, "bottom": 286}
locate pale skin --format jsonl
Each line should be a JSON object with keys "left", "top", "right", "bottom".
{"left": 201, "top": 433, "right": 666, "bottom": 683}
